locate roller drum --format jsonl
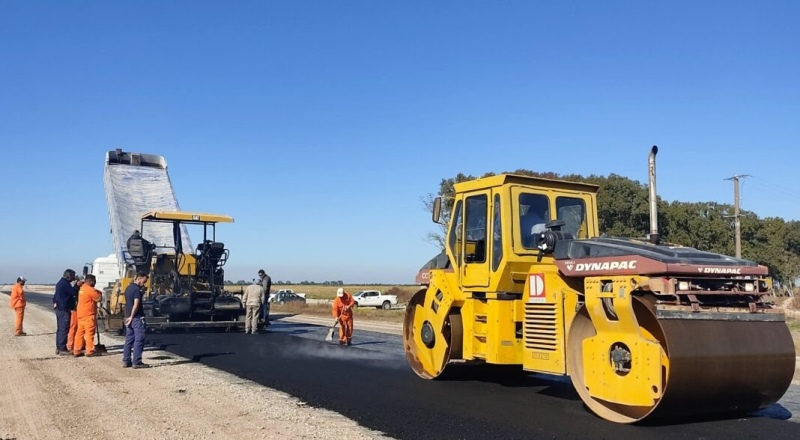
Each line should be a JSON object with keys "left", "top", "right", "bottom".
{"left": 568, "top": 297, "right": 796, "bottom": 423}
{"left": 654, "top": 318, "right": 795, "bottom": 419}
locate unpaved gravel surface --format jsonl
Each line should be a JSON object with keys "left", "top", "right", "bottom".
{"left": 0, "top": 292, "right": 392, "bottom": 440}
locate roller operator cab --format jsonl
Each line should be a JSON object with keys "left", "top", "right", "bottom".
{"left": 405, "top": 146, "right": 796, "bottom": 424}
{"left": 103, "top": 211, "right": 245, "bottom": 331}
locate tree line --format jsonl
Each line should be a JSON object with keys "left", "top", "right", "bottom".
{"left": 424, "top": 170, "right": 800, "bottom": 290}
{"left": 225, "top": 280, "right": 346, "bottom": 286}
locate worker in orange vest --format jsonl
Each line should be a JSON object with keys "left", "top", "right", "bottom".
{"left": 331, "top": 288, "right": 355, "bottom": 346}
{"left": 9, "top": 276, "right": 27, "bottom": 336}
{"left": 67, "top": 277, "right": 83, "bottom": 352}
{"left": 73, "top": 274, "right": 102, "bottom": 357}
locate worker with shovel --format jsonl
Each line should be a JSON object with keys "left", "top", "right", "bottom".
{"left": 73, "top": 274, "right": 103, "bottom": 357}
{"left": 330, "top": 288, "right": 355, "bottom": 346}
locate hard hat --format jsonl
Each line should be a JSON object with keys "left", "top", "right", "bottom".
{"left": 17, "top": 276, "right": 26, "bottom": 283}
{"left": 336, "top": 288, "right": 344, "bottom": 297}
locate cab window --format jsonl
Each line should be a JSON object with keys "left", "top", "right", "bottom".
{"left": 448, "top": 200, "right": 463, "bottom": 266}
{"left": 555, "top": 197, "right": 588, "bottom": 238}
{"left": 518, "top": 193, "right": 550, "bottom": 249}
{"left": 464, "top": 194, "right": 487, "bottom": 263}
{"left": 491, "top": 193, "right": 503, "bottom": 271}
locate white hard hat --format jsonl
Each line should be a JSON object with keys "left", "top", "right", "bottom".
{"left": 18, "top": 276, "right": 26, "bottom": 283}
{"left": 336, "top": 288, "right": 344, "bottom": 297}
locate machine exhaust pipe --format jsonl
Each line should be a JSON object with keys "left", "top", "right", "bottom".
{"left": 648, "top": 145, "right": 660, "bottom": 244}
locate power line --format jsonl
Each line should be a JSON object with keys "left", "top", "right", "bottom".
{"left": 747, "top": 176, "right": 800, "bottom": 203}
{"left": 723, "top": 175, "right": 750, "bottom": 258}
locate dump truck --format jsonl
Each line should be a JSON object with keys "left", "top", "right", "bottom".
{"left": 405, "top": 146, "right": 795, "bottom": 424}
{"left": 99, "top": 149, "right": 245, "bottom": 332}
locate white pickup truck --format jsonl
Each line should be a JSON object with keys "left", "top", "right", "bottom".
{"left": 352, "top": 290, "right": 398, "bottom": 310}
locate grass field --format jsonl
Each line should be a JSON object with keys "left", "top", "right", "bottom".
{"left": 225, "top": 284, "right": 421, "bottom": 302}
{"left": 271, "top": 301, "right": 407, "bottom": 323}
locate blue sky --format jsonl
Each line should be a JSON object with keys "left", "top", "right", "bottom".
{"left": 2, "top": 1, "right": 799, "bottom": 284}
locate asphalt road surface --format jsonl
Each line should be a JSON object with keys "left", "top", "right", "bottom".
{"left": 22, "top": 291, "right": 800, "bottom": 439}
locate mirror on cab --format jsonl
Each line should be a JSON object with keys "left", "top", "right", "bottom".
{"left": 82, "top": 265, "right": 90, "bottom": 277}
{"left": 432, "top": 197, "right": 442, "bottom": 224}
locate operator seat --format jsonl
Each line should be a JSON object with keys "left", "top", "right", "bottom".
{"left": 197, "top": 240, "right": 226, "bottom": 274}
{"left": 127, "top": 231, "right": 153, "bottom": 274}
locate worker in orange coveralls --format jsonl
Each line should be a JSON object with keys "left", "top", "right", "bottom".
{"left": 331, "top": 287, "right": 355, "bottom": 346}
{"left": 9, "top": 276, "right": 27, "bottom": 336}
{"left": 73, "top": 274, "right": 102, "bottom": 357}
{"left": 66, "top": 276, "right": 84, "bottom": 352}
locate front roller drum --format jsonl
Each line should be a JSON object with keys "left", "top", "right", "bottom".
{"left": 403, "top": 289, "right": 462, "bottom": 379}
{"left": 567, "top": 296, "right": 796, "bottom": 423}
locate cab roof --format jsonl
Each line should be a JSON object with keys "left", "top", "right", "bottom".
{"left": 453, "top": 173, "right": 599, "bottom": 194}
{"left": 141, "top": 211, "right": 234, "bottom": 224}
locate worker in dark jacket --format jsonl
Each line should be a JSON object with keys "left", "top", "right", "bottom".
{"left": 258, "top": 269, "right": 272, "bottom": 329}
{"left": 53, "top": 269, "right": 77, "bottom": 355}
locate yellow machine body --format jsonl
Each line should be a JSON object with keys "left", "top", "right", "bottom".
{"left": 404, "top": 170, "right": 795, "bottom": 424}
{"left": 102, "top": 210, "right": 243, "bottom": 331}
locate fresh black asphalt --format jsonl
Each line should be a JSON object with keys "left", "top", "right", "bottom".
{"left": 19, "top": 291, "right": 800, "bottom": 439}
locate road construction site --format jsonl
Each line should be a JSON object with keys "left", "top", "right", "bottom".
{"left": 3, "top": 288, "right": 799, "bottom": 439}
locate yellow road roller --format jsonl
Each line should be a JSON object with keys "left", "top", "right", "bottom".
{"left": 405, "top": 146, "right": 795, "bottom": 424}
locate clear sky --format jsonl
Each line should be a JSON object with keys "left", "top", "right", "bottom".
{"left": 2, "top": 1, "right": 799, "bottom": 284}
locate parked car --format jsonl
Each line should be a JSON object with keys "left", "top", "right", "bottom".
{"left": 270, "top": 291, "right": 307, "bottom": 305}
{"left": 269, "top": 289, "right": 307, "bottom": 302}
{"left": 352, "top": 290, "right": 398, "bottom": 310}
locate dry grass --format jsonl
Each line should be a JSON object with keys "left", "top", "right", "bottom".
{"left": 271, "top": 301, "right": 406, "bottom": 323}
{"left": 225, "top": 284, "right": 421, "bottom": 302}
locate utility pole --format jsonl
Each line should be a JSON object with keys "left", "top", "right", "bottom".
{"left": 724, "top": 174, "right": 750, "bottom": 258}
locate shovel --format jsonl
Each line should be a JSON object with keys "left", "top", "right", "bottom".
{"left": 325, "top": 317, "right": 341, "bottom": 341}
{"left": 94, "top": 316, "right": 108, "bottom": 355}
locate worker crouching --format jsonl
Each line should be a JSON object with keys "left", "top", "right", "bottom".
{"left": 332, "top": 288, "right": 354, "bottom": 346}
{"left": 73, "top": 274, "right": 102, "bottom": 357}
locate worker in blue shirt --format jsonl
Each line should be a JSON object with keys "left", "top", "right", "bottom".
{"left": 53, "top": 269, "right": 77, "bottom": 355}
{"left": 122, "top": 271, "right": 150, "bottom": 368}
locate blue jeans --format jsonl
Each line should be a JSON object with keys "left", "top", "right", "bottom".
{"left": 122, "top": 317, "right": 146, "bottom": 365}
{"left": 55, "top": 309, "right": 71, "bottom": 351}
{"left": 260, "top": 302, "right": 270, "bottom": 325}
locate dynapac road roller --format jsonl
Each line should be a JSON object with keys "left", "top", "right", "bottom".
{"left": 405, "top": 146, "right": 795, "bottom": 424}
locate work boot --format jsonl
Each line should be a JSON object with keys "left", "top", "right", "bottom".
{"left": 85, "top": 352, "right": 97, "bottom": 357}
{"left": 132, "top": 363, "right": 151, "bottom": 369}
{"left": 122, "top": 362, "right": 132, "bottom": 368}
{"left": 346, "top": 340, "right": 352, "bottom": 346}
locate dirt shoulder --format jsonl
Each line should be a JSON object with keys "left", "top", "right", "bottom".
{"left": 0, "top": 293, "right": 391, "bottom": 440}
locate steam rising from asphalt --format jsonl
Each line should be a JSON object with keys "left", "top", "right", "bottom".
{"left": 274, "top": 339, "right": 405, "bottom": 369}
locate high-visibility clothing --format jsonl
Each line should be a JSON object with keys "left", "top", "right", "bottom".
{"left": 332, "top": 292, "right": 355, "bottom": 319}
{"left": 77, "top": 284, "right": 101, "bottom": 318}
{"left": 332, "top": 292, "right": 355, "bottom": 343}
{"left": 338, "top": 315, "right": 353, "bottom": 343}
{"left": 73, "top": 316, "right": 97, "bottom": 355}
{"left": 14, "top": 308, "right": 24, "bottom": 335}
{"left": 67, "top": 311, "right": 78, "bottom": 350}
{"left": 9, "top": 283, "right": 25, "bottom": 309}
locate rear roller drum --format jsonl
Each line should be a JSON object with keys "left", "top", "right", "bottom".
{"left": 403, "top": 289, "right": 462, "bottom": 379}
{"left": 567, "top": 296, "right": 796, "bottom": 423}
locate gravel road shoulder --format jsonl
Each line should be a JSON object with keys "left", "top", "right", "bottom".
{"left": 0, "top": 293, "right": 392, "bottom": 440}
